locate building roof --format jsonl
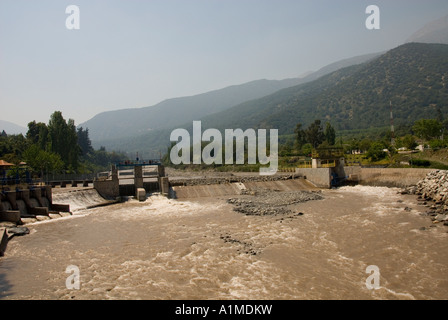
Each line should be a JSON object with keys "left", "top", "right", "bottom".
{"left": 0, "top": 160, "right": 14, "bottom": 167}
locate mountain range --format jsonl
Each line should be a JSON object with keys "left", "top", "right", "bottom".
{"left": 80, "top": 51, "right": 381, "bottom": 143}
{"left": 78, "top": 14, "right": 448, "bottom": 158}
{"left": 201, "top": 43, "right": 448, "bottom": 134}
{"left": 407, "top": 14, "right": 448, "bottom": 44}
{"left": 83, "top": 51, "right": 381, "bottom": 155}
{"left": 3, "top": 14, "right": 447, "bottom": 159}
{"left": 95, "top": 42, "right": 447, "bottom": 157}
{"left": 0, "top": 120, "right": 26, "bottom": 135}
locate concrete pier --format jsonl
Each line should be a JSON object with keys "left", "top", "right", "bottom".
{"left": 0, "top": 186, "right": 72, "bottom": 256}
{"left": 1, "top": 187, "right": 71, "bottom": 219}
{"left": 134, "top": 166, "right": 144, "bottom": 192}
{"left": 136, "top": 188, "right": 146, "bottom": 202}
{"left": 93, "top": 165, "right": 120, "bottom": 199}
{"left": 94, "top": 164, "right": 169, "bottom": 199}
{"left": 0, "top": 228, "right": 7, "bottom": 256}
{"left": 160, "top": 177, "right": 170, "bottom": 197}
{"left": 0, "top": 210, "right": 20, "bottom": 224}
{"left": 296, "top": 166, "right": 435, "bottom": 189}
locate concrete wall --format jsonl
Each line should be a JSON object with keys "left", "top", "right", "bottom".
{"left": 159, "top": 177, "right": 169, "bottom": 196}
{"left": 295, "top": 168, "right": 332, "bottom": 188}
{"left": 93, "top": 164, "right": 120, "bottom": 199}
{"left": 0, "top": 228, "right": 7, "bottom": 256}
{"left": 357, "top": 168, "right": 434, "bottom": 188}
{"left": 94, "top": 165, "right": 167, "bottom": 198}
{"left": 295, "top": 166, "right": 433, "bottom": 189}
{"left": 0, "top": 187, "right": 70, "bottom": 222}
{"left": 94, "top": 179, "right": 120, "bottom": 199}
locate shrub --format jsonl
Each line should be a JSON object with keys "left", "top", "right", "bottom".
{"left": 409, "top": 159, "right": 431, "bottom": 167}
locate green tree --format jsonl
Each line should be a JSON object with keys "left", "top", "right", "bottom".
{"left": 367, "top": 142, "right": 386, "bottom": 161}
{"left": 429, "top": 139, "right": 446, "bottom": 149}
{"left": 279, "top": 140, "right": 293, "bottom": 157}
{"left": 294, "top": 123, "right": 306, "bottom": 149}
{"left": 27, "top": 121, "right": 49, "bottom": 150}
{"left": 413, "top": 119, "right": 443, "bottom": 141}
{"left": 324, "top": 122, "right": 336, "bottom": 146}
{"left": 359, "top": 139, "right": 372, "bottom": 153}
{"left": 348, "top": 139, "right": 360, "bottom": 154}
{"left": 0, "top": 134, "right": 28, "bottom": 162}
{"left": 402, "top": 134, "right": 418, "bottom": 151}
{"left": 305, "top": 120, "right": 325, "bottom": 148}
{"left": 23, "top": 145, "right": 63, "bottom": 177}
{"left": 301, "top": 143, "right": 313, "bottom": 156}
{"left": 77, "top": 127, "right": 94, "bottom": 156}
{"left": 48, "top": 111, "right": 81, "bottom": 171}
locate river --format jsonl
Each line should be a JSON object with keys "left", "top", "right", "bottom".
{"left": 0, "top": 185, "right": 447, "bottom": 300}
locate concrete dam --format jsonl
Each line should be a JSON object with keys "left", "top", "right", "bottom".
{"left": 0, "top": 163, "right": 438, "bottom": 257}
{"left": 171, "top": 178, "right": 318, "bottom": 199}
{"left": 0, "top": 186, "right": 71, "bottom": 224}
{"left": 92, "top": 163, "right": 317, "bottom": 200}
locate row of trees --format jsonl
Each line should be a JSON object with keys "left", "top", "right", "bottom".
{"left": 1, "top": 111, "right": 125, "bottom": 178}
{"left": 294, "top": 120, "right": 336, "bottom": 150}
{"left": 284, "top": 116, "right": 447, "bottom": 164}
{"left": 26, "top": 111, "right": 83, "bottom": 172}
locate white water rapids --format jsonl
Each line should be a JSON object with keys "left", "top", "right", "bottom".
{"left": 0, "top": 185, "right": 447, "bottom": 300}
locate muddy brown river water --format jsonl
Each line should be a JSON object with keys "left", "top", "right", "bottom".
{"left": 0, "top": 185, "right": 447, "bottom": 300}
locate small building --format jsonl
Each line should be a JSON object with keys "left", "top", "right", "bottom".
{"left": 416, "top": 144, "right": 425, "bottom": 152}
{"left": 311, "top": 147, "right": 345, "bottom": 169}
{"left": 311, "top": 147, "right": 347, "bottom": 187}
{"left": 0, "top": 160, "right": 14, "bottom": 169}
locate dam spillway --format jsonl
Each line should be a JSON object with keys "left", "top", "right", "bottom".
{"left": 51, "top": 188, "right": 118, "bottom": 212}
{"left": 171, "top": 178, "right": 318, "bottom": 200}
{"left": 0, "top": 186, "right": 71, "bottom": 223}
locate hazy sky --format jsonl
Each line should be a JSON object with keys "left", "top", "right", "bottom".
{"left": 1, "top": 0, "right": 448, "bottom": 128}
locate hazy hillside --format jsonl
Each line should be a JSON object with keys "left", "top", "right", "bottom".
{"left": 0, "top": 120, "right": 26, "bottom": 135}
{"left": 407, "top": 14, "right": 448, "bottom": 44}
{"left": 201, "top": 43, "right": 448, "bottom": 135}
{"left": 299, "top": 51, "right": 382, "bottom": 83}
{"left": 93, "top": 43, "right": 448, "bottom": 157}
{"left": 88, "top": 52, "right": 380, "bottom": 155}
{"left": 81, "top": 78, "right": 307, "bottom": 142}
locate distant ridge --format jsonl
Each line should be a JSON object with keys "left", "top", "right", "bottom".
{"left": 83, "top": 51, "right": 380, "bottom": 150}
{"left": 200, "top": 43, "right": 448, "bottom": 135}
{"left": 0, "top": 120, "right": 26, "bottom": 135}
{"left": 94, "top": 42, "right": 447, "bottom": 158}
{"left": 80, "top": 78, "right": 306, "bottom": 142}
{"left": 407, "top": 14, "right": 448, "bottom": 44}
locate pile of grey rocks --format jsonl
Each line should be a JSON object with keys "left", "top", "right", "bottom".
{"left": 227, "top": 188, "right": 323, "bottom": 216}
{"left": 403, "top": 170, "right": 448, "bottom": 226}
{"left": 170, "top": 174, "right": 297, "bottom": 187}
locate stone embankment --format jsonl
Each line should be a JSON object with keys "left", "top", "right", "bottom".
{"left": 403, "top": 170, "right": 448, "bottom": 227}
{"left": 166, "top": 168, "right": 299, "bottom": 186}
{"left": 170, "top": 174, "right": 298, "bottom": 186}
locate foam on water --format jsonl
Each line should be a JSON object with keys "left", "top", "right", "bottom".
{"left": 337, "top": 185, "right": 401, "bottom": 197}
{"left": 372, "top": 286, "right": 416, "bottom": 300}
{"left": 2, "top": 184, "right": 448, "bottom": 300}
{"left": 52, "top": 188, "right": 112, "bottom": 212}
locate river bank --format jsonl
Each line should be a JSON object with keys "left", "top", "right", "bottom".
{"left": 1, "top": 169, "right": 447, "bottom": 299}
{"left": 0, "top": 182, "right": 447, "bottom": 299}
